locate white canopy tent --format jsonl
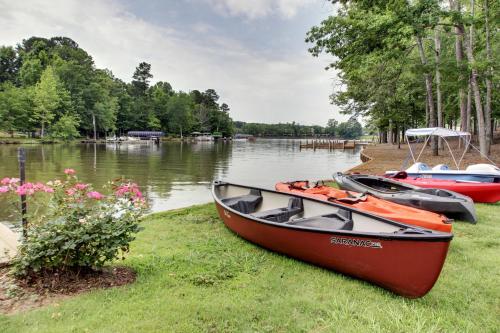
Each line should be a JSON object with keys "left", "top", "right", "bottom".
{"left": 405, "top": 127, "right": 471, "bottom": 138}
{"left": 404, "top": 127, "right": 495, "bottom": 169}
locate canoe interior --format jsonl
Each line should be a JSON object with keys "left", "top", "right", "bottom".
{"left": 214, "top": 183, "right": 416, "bottom": 234}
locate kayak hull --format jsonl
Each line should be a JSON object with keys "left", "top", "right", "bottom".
{"left": 334, "top": 173, "right": 477, "bottom": 223}
{"left": 213, "top": 181, "right": 452, "bottom": 298}
{"left": 276, "top": 181, "right": 454, "bottom": 230}
{"left": 392, "top": 177, "right": 500, "bottom": 204}
{"left": 392, "top": 172, "right": 498, "bottom": 183}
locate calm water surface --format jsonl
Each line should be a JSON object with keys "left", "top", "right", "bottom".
{"left": 0, "top": 139, "right": 362, "bottom": 219}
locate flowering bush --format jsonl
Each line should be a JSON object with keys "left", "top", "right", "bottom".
{"left": 0, "top": 171, "right": 146, "bottom": 277}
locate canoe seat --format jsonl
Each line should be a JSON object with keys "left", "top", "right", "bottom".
{"left": 252, "top": 198, "right": 303, "bottom": 223}
{"left": 221, "top": 189, "right": 263, "bottom": 214}
{"left": 288, "top": 210, "right": 353, "bottom": 231}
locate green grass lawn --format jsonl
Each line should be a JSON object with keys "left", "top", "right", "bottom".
{"left": 1, "top": 202, "right": 499, "bottom": 332}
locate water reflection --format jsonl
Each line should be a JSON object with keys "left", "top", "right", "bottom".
{"left": 0, "top": 139, "right": 361, "bottom": 220}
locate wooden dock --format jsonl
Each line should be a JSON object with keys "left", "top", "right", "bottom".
{"left": 299, "top": 139, "right": 370, "bottom": 150}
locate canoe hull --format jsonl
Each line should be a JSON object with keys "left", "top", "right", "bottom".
{"left": 214, "top": 201, "right": 450, "bottom": 298}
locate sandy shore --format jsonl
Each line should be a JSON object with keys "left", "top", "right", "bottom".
{"left": 348, "top": 142, "right": 500, "bottom": 174}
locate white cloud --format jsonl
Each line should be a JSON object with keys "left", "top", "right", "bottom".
{"left": 204, "top": 0, "right": 315, "bottom": 19}
{"left": 0, "top": 0, "right": 344, "bottom": 125}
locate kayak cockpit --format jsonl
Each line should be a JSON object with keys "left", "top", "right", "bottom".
{"left": 353, "top": 176, "right": 412, "bottom": 193}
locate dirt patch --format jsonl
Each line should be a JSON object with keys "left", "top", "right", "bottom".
{"left": 348, "top": 142, "right": 500, "bottom": 174}
{"left": 0, "top": 266, "right": 135, "bottom": 315}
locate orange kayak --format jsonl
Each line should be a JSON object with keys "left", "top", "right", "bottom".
{"left": 275, "top": 181, "right": 452, "bottom": 232}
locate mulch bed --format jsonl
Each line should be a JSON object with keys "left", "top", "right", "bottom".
{"left": 0, "top": 266, "right": 135, "bottom": 315}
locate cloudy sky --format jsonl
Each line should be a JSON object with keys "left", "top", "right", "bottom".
{"left": 0, "top": 0, "right": 344, "bottom": 125}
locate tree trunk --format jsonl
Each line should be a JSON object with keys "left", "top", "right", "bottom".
{"left": 425, "top": 97, "right": 429, "bottom": 127}
{"left": 467, "top": 77, "right": 472, "bottom": 133}
{"left": 484, "top": 0, "right": 492, "bottom": 153}
{"left": 416, "top": 35, "right": 438, "bottom": 155}
{"left": 434, "top": 27, "right": 443, "bottom": 148}
{"left": 92, "top": 112, "right": 97, "bottom": 141}
{"left": 464, "top": 0, "right": 488, "bottom": 155}
{"left": 41, "top": 122, "right": 45, "bottom": 138}
{"left": 388, "top": 120, "right": 393, "bottom": 144}
{"left": 450, "top": 0, "right": 468, "bottom": 132}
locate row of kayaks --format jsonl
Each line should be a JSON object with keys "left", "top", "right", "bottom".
{"left": 212, "top": 165, "right": 498, "bottom": 298}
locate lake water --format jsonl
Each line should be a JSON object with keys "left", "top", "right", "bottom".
{"left": 0, "top": 139, "right": 362, "bottom": 220}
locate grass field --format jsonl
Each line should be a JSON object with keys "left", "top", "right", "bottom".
{"left": 1, "top": 202, "right": 499, "bottom": 332}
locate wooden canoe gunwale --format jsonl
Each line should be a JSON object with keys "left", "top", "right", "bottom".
{"left": 212, "top": 181, "right": 453, "bottom": 242}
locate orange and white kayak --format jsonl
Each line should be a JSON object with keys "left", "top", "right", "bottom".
{"left": 275, "top": 181, "right": 452, "bottom": 232}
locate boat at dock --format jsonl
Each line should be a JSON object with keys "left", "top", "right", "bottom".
{"left": 333, "top": 173, "right": 477, "bottom": 222}
{"left": 276, "top": 180, "right": 455, "bottom": 230}
{"left": 388, "top": 172, "right": 500, "bottom": 204}
{"left": 191, "top": 132, "right": 214, "bottom": 142}
{"left": 385, "top": 128, "right": 500, "bottom": 182}
{"left": 213, "top": 181, "right": 453, "bottom": 298}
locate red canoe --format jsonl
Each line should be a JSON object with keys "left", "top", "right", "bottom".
{"left": 275, "top": 181, "right": 452, "bottom": 232}
{"left": 390, "top": 176, "right": 500, "bottom": 203}
{"left": 213, "top": 181, "right": 452, "bottom": 298}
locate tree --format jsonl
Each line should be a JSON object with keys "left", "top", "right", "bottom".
{"left": 0, "top": 36, "right": 235, "bottom": 139}
{"left": 337, "top": 119, "right": 363, "bottom": 139}
{"left": 131, "top": 62, "right": 152, "bottom": 96}
{"left": 326, "top": 119, "right": 338, "bottom": 136}
{"left": 0, "top": 83, "right": 32, "bottom": 135}
{"left": 306, "top": 0, "right": 497, "bottom": 155}
{"left": 168, "top": 92, "right": 194, "bottom": 137}
{"left": 33, "top": 66, "right": 62, "bottom": 137}
{"left": 151, "top": 81, "right": 173, "bottom": 130}
{"left": 0, "top": 46, "right": 18, "bottom": 84}
{"left": 50, "top": 113, "right": 80, "bottom": 140}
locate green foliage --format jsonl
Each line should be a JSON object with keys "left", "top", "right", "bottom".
{"left": 50, "top": 113, "right": 80, "bottom": 140}
{"left": 0, "top": 173, "right": 146, "bottom": 276}
{"left": 33, "top": 66, "right": 63, "bottom": 137}
{"left": 336, "top": 118, "right": 363, "bottom": 139}
{"left": 0, "top": 37, "right": 235, "bottom": 139}
{"left": 234, "top": 119, "right": 359, "bottom": 138}
{"left": 0, "top": 83, "right": 33, "bottom": 134}
{"left": 167, "top": 92, "right": 194, "bottom": 136}
{"left": 0, "top": 46, "right": 18, "bottom": 83}
{"left": 306, "top": 0, "right": 499, "bottom": 138}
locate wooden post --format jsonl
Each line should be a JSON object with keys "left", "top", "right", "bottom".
{"left": 18, "top": 147, "right": 28, "bottom": 238}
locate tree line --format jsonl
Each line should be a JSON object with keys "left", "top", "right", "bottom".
{"left": 306, "top": 0, "right": 498, "bottom": 156}
{"left": 0, "top": 36, "right": 233, "bottom": 140}
{"left": 235, "top": 118, "right": 363, "bottom": 139}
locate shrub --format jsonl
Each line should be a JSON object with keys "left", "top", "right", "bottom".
{"left": 50, "top": 113, "right": 80, "bottom": 141}
{"left": 0, "top": 170, "right": 146, "bottom": 277}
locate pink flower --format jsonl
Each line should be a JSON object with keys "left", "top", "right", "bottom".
{"left": 115, "top": 183, "right": 142, "bottom": 198}
{"left": 74, "top": 183, "right": 88, "bottom": 190}
{"left": 0, "top": 186, "right": 9, "bottom": 193}
{"left": 16, "top": 184, "right": 35, "bottom": 196}
{"left": 43, "top": 187, "right": 54, "bottom": 193}
{"left": 1, "top": 177, "right": 20, "bottom": 185}
{"left": 64, "top": 168, "right": 76, "bottom": 175}
{"left": 87, "top": 191, "right": 104, "bottom": 200}
{"left": 66, "top": 188, "right": 76, "bottom": 196}
{"left": 33, "top": 182, "right": 46, "bottom": 191}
